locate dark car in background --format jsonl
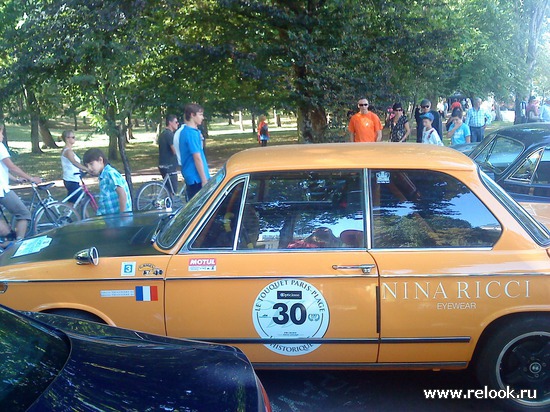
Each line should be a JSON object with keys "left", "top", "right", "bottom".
{"left": 0, "top": 305, "right": 271, "bottom": 412}
{"left": 468, "top": 123, "right": 550, "bottom": 227}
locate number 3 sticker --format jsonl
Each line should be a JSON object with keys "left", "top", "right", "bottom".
{"left": 252, "top": 279, "right": 330, "bottom": 356}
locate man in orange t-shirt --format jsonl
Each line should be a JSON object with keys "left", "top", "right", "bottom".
{"left": 348, "top": 98, "right": 383, "bottom": 142}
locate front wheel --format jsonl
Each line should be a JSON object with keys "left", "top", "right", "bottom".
{"left": 136, "top": 181, "right": 169, "bottom": 211}
{"left": 32, "top": 202, "right": 81, "bottom": 234}
{"left": 475, "top": 316, "right": 550, "bottom": 411}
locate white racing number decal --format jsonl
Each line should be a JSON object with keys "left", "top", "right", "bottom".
{"left": 252, "top": 279, "right": 329, "bottom": 356}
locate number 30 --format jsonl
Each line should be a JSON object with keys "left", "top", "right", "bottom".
{"left": 272, "top": 303, "right": 307, "bottom": 325}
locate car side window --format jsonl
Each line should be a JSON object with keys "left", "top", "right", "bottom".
{"left": 370, "top": 170, "right": 502, "bottom": 248}
{"left": 508, "top": 149, "right": 543, "bottom": 182}
{"left": 239, "top": 171, "right": 365, "bottom": 250}
{"left": 532, "top": 148, "right": 550, "bottom": 185}
{"left": 190, "top": 181, "right": 245, "bottom": 250}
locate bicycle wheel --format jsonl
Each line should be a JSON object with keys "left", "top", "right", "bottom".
{"left": 32, "top": 202, "right": 81, "bottom": 234}
{"left": 136, "top": 181, "right": 169, "bottom": 211}
{"left": 81, "top": 195, "right": 100, "bottom": 219}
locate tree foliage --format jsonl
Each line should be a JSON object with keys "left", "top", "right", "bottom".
{"left": 0, "top": 0, "right": 547, "bottom": 149}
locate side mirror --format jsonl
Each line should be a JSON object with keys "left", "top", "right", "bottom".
{"left": 165, "top": 196, "right": 173, "bottom": 212}
{"left": 75, "top": 247, "right": 99, "bottom": 266}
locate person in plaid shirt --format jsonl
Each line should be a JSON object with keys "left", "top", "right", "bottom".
{"left": 466, "top": 98, "right": 492, "bottom": 143}
{"left": 83, "top": 148, "right": 132, "bottom": 216}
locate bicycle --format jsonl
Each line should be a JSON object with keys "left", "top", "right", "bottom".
{"left": 60, "top": 172, "right": 100, "bottom": 219}
{"left": 135, "top": 171, "right": 187, "bottom": 211}
{"left": 27, "top": 182, "right": 80, "bottom": 235}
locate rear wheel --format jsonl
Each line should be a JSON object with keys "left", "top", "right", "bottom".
{"left": 475, "top": 316, "right": 550, "bottom": 411}
{"left": 32, "top": 202, "right": 81, "bottom": 234}
{"left": 136, "top": 181, "right": 169, "bottom": 211}
{"left": 81, "top": 195, "right": 100, "bottom": 219}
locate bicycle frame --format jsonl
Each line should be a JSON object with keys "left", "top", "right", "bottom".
{"left": 61, "top": 174, "right": 99, "bottom": 214}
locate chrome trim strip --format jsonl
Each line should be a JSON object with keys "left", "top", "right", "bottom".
{"left": 379, "top": 273, "right": 550, "bottom": 278}
{"left": 0, "top": 278, "right": 165, "bottom": 284}
{"left": 5, "top": 273, "right": 547, "bottom": 284}
{"left": 186, "top": 336, "right": 470, "bottom": 345}
{"left": 163, "top": 273, "right": 549, "bottom": 281}
{"left": 372, "top": 247, "right": 493, "bottom": 252}
{"left": 253, "top": 361, "right": 468, "bottom": 370}
{"left": 165, "top": 275, "right": 378, "bottom": 281}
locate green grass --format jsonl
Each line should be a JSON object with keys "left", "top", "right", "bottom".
{"left": 4, "top": 116, "right": 513, "bottom": 182}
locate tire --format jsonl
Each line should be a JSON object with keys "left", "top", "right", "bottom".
{"left": 32, "top": 202, "right": 81, "bottom": 234}
{"left": 475, "top": 315, "right": 550, "bottom": 411}
{"left": 136, "top": 181, "right": 170, "bottom": 211}
{"left": 81, "top": 195, "right": 100, "bottom": 219}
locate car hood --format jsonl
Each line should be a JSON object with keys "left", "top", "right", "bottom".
{"left": 0, "top": 211, "right": 168, "bottom": 266}
{"left": 26, "top": 312, "right": 262, "bottom": 411}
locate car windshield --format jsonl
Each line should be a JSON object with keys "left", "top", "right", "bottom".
{"left": 157, "top": 168, "right": 226, "bottom": 249}
{"left": 0, "top": 308, "right": 69, "bottom": 411}
{"left": 480, "top": 171, "right": 550, "bottom": 246}
{"left": 473, "top": 134, "right": 524, "bottom": 176}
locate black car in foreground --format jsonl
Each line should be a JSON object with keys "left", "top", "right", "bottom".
{"left": 0, "top": 305, "right": 271, "bottom": 412}
{"left": 468, "top": 123, "right": 550, "bottom": 227}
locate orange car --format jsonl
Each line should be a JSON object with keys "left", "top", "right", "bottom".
{"left": 1, "top": 143, "right": 549, "bottom": 411}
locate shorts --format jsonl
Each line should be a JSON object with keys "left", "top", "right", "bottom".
{"left": 0, "top": 191, "right": 31, "bottom": 221}
{"left": 64, "top": 180, "right": 81, "bottom": 203}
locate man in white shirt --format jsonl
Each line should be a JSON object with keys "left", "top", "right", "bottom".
{"left": 0, "top": 125, "right": 41, "bottom": 244}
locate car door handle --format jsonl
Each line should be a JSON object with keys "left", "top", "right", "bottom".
{"left": 332, "top": 264, "right": 376, "bottom": 274}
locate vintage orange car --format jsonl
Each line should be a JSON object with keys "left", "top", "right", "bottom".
{"left": 0, "top": 143, "right": 549, "bottom": 411}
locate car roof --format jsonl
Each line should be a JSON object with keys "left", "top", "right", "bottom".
{"left": 225, "top": 143, "right": 477, "bottom": 175}
{"left": 492, "top": 123, "right": 550, "bottom": 147}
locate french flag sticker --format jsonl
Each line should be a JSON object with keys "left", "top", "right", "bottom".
{"left": 135, "top": 286, "right": 158, "bottom": 302}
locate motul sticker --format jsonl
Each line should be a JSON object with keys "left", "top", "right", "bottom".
{"left": 188, "top": 258, "right": 216, "bottom": 272}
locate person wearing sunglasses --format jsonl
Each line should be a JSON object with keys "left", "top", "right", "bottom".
{"left": 388, "top": 102, "right": 410, "bottom": 143}
{"left": 348, "top": 98, "right": 383, "bottom": 143}
{"left": 414, "top": 99, "right": 442, "bottom": 143}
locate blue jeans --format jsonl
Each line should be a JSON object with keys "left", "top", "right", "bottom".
{"left": 470, "top": 126, "right": 484, "bottom": 143}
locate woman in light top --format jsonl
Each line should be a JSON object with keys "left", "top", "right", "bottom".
{"left": 61, "top": 130, "right": 88, "bottom": 204}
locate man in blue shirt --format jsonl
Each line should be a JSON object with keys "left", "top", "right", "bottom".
{"left": 179, "top": 103, "right": 210, "bottom": 200}
{"left": 466, "top": 98, "right": 492, "bottom": 143}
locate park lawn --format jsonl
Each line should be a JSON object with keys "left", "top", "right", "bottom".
{"left": 4, "top": 117, "right": 511, "bottom": 183}
{"left": 4, "top": 119, "right": 299, "bottom": 182}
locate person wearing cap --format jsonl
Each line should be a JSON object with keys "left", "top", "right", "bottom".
{"left": 414, "top": 99, "right": 442, "bottom": 143}
{"left": 348, "top": 98, "right": 383, "bottom": 142}
{"left": 540, "top": 98, "right": 550, "bottom": 122}
{"left": 466, "top": 98, "right": 492, "bottom": 142}
{"left": 388, "top": 102, "right": 410, "bottom": 142}
{"left": 420, "top": 112, "right": 443, "bottom": 146}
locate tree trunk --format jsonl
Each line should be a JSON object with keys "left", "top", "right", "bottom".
{"left": 118, "top": 122, "right": 134, "bottom": 209}
{"left": 494, "top": 104, "right": 503, "bottom": 122}
{"left": 239, "top": 111, "right": 244, "bottom": 131}
{"left": 105, "top": 105, "right": 119, "bottom": 161}
{"left": 30, "top": 113, "right": 41, "bottom": 153}
{"left": 0, "top": 104, "right": 7, "bottom": 148}
{"left": 25, "top": 89, "right": 42, "bottom": 154}
{"left": 251, "top": 113, "right": 256, "bottom": 134}
{"left": 39, "top": 118, "right": 59, "bottom": 149}
{"left": 126, "top": 113, "right": 134, "bottom": 142}
{"left": 525, "top": 0, "right": 549, "bottom": 89}
{"left": 297, "top": 104, "right": 327, "bottom": 143}
{"left": 73, "top": 113, "right": 78, "bottom": 131}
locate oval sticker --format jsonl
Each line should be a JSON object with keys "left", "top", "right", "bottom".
{"left": 252, "top": 279, "right": 330, "bottom": 356}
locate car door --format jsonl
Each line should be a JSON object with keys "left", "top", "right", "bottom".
{"left": 165, "top": 170, "right": 380, "bottom": 366}
{"left": 368, "top": 168, "right": 545, "bottom": 365}
{"left": 500, "top": 147, "right": 550, "bottom": 202}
